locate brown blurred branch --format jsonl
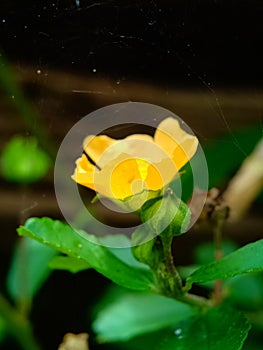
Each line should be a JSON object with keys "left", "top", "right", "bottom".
{"left": 223, "top": 138, "right": 263, "bottom": 222}
{"left": 58, "top": 333, "right": 89, "bottom": 350}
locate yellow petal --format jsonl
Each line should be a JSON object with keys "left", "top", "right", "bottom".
{"left": 71, "top": 154, "right": 96, "bottom": 190}
{"left": 94, "top": 155, "right": 177, "bottom": 200}
{"left": 122, "top": 135, "right": 159, "bottom": 162}
{"left": 136, "top": 158, "right": 149, "bottom": 180}
{"left": 125, "top": 134, "right": 154, "bottom": 142}
{"left": 83, "top": 135, "right": 117, "bottom": 166}
{"left": 143, "top": 163, "right": 164, "bottom": 190}
{"left": 145, "top": 157, "right": 178, "bottom": 189}
{"left": 154, "top": 117, "right": 198, "bottom": 171}
{"left": 104, "top": 137, "right": 162, "bottom": 164}
{"left": 172, "top": 136, "right": 199, "bottom": 170}
{"left": 94, "top": 155, "right": 143, "bottom": 199}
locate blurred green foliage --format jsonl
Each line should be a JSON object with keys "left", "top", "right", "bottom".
{"left": 1, "top": 136, "right": 51, "bottom": 183}
{"left": 93, "top": 286, "right": 194, "bottom": 343}
{"left": 111, "top": 303, "right": 250, "bottom": 350}
{"left": 7, "top": 238, "right": 58, "bottom": 307}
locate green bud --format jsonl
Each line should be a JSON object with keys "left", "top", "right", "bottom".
{"left": 140, "top": 188, "right": 191, "bottom": 237}
{"left": 131, "top": 226, "right": 162, "bottom": 269}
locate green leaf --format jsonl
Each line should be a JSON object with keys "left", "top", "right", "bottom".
{"left": 101, "top": 235, "right": 151, "bottom": 270}
{"left": 1, "top": 136, "right": 51, "bottom": 183}
{"left": 141, "top": 190, "right": 191, "bottom": 237}
{"left": 92, "top": 287, "right": 195, "bottom": 342}
{"left": 242, "top": 328, "right": 263, "bottom": 350}
{"left": 177, "top": 265, "right": 200, "bottom": 280}
{"left": 48, "top": 256, "right": 91, "bottom": 273}
{"left": 119, "top": 304, "right": 250, "bottom": 350}
{"left": 6, "top": 237, "right": 58, "bottom": 304}
{"left": 17, "top": 217, "right": 156, "bottom": 291}
{"left": 187, "top": 239, "right": 263, "bottom": 285}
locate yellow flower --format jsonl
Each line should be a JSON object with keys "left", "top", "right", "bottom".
{"left": 72, "top": 117, "right": 198, "bottom": 202}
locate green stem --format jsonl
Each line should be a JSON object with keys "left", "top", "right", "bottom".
{"left": 158, "top": 233, "right": 213, "bottom": 311}
{"left": 178, "top": 292, "right": 213, "bottom": 311}
{"left": 0, "top": 293, "right": 41, "bottom": 350}
{"left": 161, "top": 235, "right": 182, "bottom": 294}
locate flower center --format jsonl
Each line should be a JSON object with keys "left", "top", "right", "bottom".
{"left": 136, "top": 158, "right": 149, "bottom": 181}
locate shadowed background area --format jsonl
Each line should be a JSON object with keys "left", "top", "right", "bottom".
{"left": 1, "top": 0, "right": 263, "bottom": 86}
{"left": 0, "top": 1, "right": 262, "bottom": 349}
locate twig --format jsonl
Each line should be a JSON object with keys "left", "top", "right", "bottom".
{"left": 223, "top": 138, "right": 263, "bottom": 222}
{"left": 212, "top": 205, "right": 229, "bottom": 303}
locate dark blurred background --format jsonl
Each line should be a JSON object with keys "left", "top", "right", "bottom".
{"left": 1, "top": 0, "right": 263, "bottom": 86}
{"left": 0, "top": 1, "right": 262, "bottom": 349}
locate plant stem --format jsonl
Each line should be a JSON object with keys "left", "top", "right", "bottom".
{"left": 161, "top": 235, "right": 182, "bottom": 293}
{"left": 160, "top": 239, "right": 212, "bottom": 310}
{"left": 161, "top": 241, "right": 212, "bottom": 312}
{"left": 212, "top": 206, "right": 228, "bottom": 303}
{"left": 178, "top": 292, "right": 213, "bottom": 311}
{"left": 0, "top": 293, "right": 41, "bottom": 350}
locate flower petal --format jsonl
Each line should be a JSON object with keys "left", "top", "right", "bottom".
{"left": 94, "top": 154, "right": 143, "bottom": 199}
{"left": 83, "top": 135, "right": 117, "bottom": 166}
{"left": 103, "top": 137, "right": 162, "bottom": 165}
{"left": 71, "top": 154, "right": 96, "bottom": 190}
{"left": 144, "top": 157, "right": 178, "bottom": 190}
{"left": 154, "top": 117, "right": 198, "bottom": 170}
{"left": 172, "top": 136, "right": 199, "bottom": 170}
{"left": 125, "top": 134, "right": 154, "bottom": 142}
{"left": 93, "top": 154, "right": 177, "bottom": 200}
